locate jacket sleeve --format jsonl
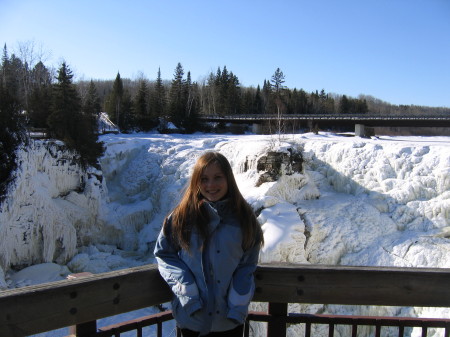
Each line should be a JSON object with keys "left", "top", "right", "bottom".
{"left": 154, "top": 221, "right": 202, "bottom": 316}
{"left": 226, "top": 242, "right": 260, "bottom": 323}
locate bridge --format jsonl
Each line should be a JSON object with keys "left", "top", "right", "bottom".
{"left": 199, "top": 114, "right": 450, "bottom": 135}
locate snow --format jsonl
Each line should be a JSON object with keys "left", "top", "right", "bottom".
{"left": 0, "top": 131, "right": 449, "bottom": 336}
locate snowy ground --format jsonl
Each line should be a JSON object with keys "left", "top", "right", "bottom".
{"left": 1, "top": 131, "right": 449, "bottom": 337}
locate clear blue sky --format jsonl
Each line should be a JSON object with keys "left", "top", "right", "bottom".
{"left": 1, "top": 0, "right": 450, "bottom": 107}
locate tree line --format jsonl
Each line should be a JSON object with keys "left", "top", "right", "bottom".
{"left": 1, "top": 41, "right": 450, "bottom": 199}
{"left": 82, "top": 65, "right": 372, "bottom": 133}
{"left": 76, "top": 67, "right": 449, "bottom": 134}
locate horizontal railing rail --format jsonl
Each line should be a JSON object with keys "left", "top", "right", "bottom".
{"left": 1, "top": 264, "right": 450, "bottom": 336}
{"left": 198, "top": 114, "right": 450, "bottom": 127}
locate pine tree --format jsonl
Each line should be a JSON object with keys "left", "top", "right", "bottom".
{"left": 28, "top": 61, "right": 53, "bottom": 128}
{"left": 134, "top": 79, "right": 154, "bottom": 131}
{"left": 262, "top": 80, "right": 272, "bottom": 114}
{"left": 271, "top": 68, "right": 285, "bottom": 94}
{"left": 270, "top": 68, "right": 287, "bottom": 137}
{"left": 168, "top": 62, "right": 187, "bottom": 128}
{"left": 48, "top": 62, "right": 104, "bottom": 167}
{"left": 1, "top": 48, "right": 22, "bottom": 104}
{"left": 254, "top": 85, "right": 263, "bottom": 114}
{"left": 120, "top": 90, "right": 134, "bottom": 132}
{"left": 47, "top": 62, "right": 80, "bottom": 144}
{"left": 1, "top": 44, "right": 8, "bottom": 88}
{"left": 83, "top": 80, "right": 101, "bottom": 116}
{"left": 29, "top": 84, "right": 52, "bottom": 128}
{"left": 105, "top": 72, "right": 124, "bottom": 129}
{"left": 152, "top": 67, "right": 166, "bottom": 118}
{"left": 339, "top": 95, "right": 350, "bottom": 114}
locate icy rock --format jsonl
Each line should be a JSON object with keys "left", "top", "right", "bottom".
{"left": 9, "top": 263, "right": 70, "bottom": 287}
{"left": 0, "top": 267, "right": 7, "bottom": 290}
{"left": 83, "top": 259, "right": 111, "bottom": 274}
{"left": 67, "top": 253, "right": 90, "bottom": 272}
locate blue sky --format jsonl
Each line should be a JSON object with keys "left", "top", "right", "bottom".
{"left": 1, "top": 0, "right": 450, "bottom": 107}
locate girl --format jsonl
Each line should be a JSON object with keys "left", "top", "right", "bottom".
{"left": 154, "top": 151, "right": 264, "bottom": 336}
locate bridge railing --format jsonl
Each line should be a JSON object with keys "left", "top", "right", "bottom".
{"left": 198, "top": 113, "right": 450, "bottom": 121}
{"left": 1, "top": 264, "right": 450, "bottom": 336}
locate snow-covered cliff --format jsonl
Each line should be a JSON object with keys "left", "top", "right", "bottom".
{"left": 0, "top": 141, "right": 115, "bottom": 271}
{"left": 1, "top": 132, "right": 449, "bottom": 336}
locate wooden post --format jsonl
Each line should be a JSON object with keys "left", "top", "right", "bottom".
{"left": 267, "top": 302, "right": 287, "bottom": 337}
{"left": 67, "top": 272, "right": 96, "bottom": 336}
{"left": 68, "top": 321, "right": 97, "bottom": 337}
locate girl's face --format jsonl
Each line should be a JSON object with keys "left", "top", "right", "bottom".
{"left": 199, "top": 162, "right": 228, "bottom": 202}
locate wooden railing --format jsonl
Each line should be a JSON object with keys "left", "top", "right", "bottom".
{"left": 1, "top": 264, "right": 450, "bottom": 336}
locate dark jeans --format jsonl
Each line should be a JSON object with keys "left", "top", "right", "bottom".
{"left": 179, "top": 324, "right": 244, "bottom": 337}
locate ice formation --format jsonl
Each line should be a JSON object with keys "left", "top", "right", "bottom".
{"left": 1, "top": 132, "right": 449, "bottom": 337}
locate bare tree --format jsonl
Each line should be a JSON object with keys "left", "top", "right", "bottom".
{"left": 17, "top": 40, "right": 50, "bottom": 111}
{"left": 271, "top": 68, "right": 286, "bottom": 140}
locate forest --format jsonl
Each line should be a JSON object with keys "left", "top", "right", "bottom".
{"left": 1, "top": 41, "right": 449, "bottom": 200}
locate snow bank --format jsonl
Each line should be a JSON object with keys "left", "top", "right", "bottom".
{"left": 0, "top": 141, "right": 120, "bottom": 274}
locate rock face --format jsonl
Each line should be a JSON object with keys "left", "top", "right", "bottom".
{"left": 255, "top": 149, "right": 303, "bottom": 186}
{"left": 0, "top": 141, "right": 117, "bottom": 271}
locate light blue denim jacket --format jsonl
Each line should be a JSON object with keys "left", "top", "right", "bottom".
{"left": 154, "top": 200, "right": 260, "bottom": 335}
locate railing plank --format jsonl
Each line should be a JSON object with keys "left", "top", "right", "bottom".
{"left": 0, "top": 264, "right": 172, "bottom": 337}
{"left": 253, "top": 264, "right": 450, "bottom": 307}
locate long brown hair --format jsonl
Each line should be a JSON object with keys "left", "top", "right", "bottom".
{"left": 164, "top": 151, "right": 263, "bottom": 251}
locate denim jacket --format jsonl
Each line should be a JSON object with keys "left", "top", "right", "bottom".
{"left": 154, "top": 200, "right": 260, "bottom": 335}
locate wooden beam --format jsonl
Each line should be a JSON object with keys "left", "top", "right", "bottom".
{"left": 0, "top": 264, "right": 172, "bottom": 337}
{"left": 253, "top": 264, "right": 450, "bottom": 307}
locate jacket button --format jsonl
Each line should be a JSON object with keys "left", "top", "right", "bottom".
{"left": 217, "top": 280, "right": 221, "bottom": 283}
{"left": 216, "top": 250, "right": 220, "bottom": 253}
{"left": 208, "top": 312, "right": 212, "bottom": 316}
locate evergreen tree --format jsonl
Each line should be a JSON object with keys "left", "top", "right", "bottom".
{"left": 271, "top": 68, "right": 286, "bottom": 93}
{"left": 31, "top": 61, "right": 52, "bottom": 88}
{"left": 227, "top": 72, "right": 241, "bottom": 114}
{"left": 241, "top": 88, "right": 254, "bottom": 115}
{"left": 0, "top": 83, "right": 26, "bottom": 200}
{"left": 1, "top": 47, "right": 22, "bottom": 104}
{"left": 210, "top": 66, "right": 242, "bottom": 115}
{"left": 254, "top": 85, "right": 263, "bottom": 114}
{"left": 48, "top": 62, "right": 104, "bottom": 167}
{"left": 357, "top": 99, "right": 369, "bottom": 114}
{"left": 83, "top": 80, "right": 101, "bottom": 116}
{"left": 120, "top": 90, "right": 134, "bottom": 132}
{"left": 134, "top": 79, "right": 155, "bottom": 131}
{"left": 217, "top": 66, "right": 229, "bottom": 114}
{"left": 262, "top": 79, "right": 272, "bottom": 114}
{"left": 27, "top": 61, "right": 53, "bottom": 128}
{"left": 105, "top": 72, "right": 124, "bottom": 129}
{"left": 168, "top": 62, "right": 187, "bottom": 128}
{"left": 339, "top": 95, "right": 350, "bottom": 114}
{"left": 152, "top": 67, "right": 166, "bottom": 119}
{"left": 47, "top": 62, "right": 80, "bottom": 144}
{"left": 1, "top": 44, "right": 8, "bottom": 88}
{"left": 270, "top": 68, "right": 287, "bottom": 136}
{"left": 28, "top": 83, "right": 52, "bottom": 128}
